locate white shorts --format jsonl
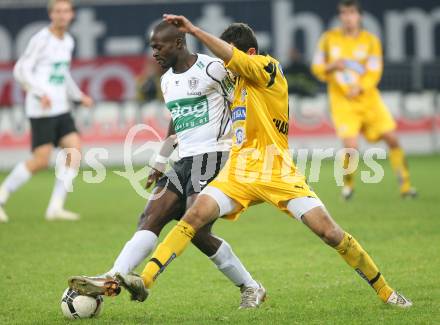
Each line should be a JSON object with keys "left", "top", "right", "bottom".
{"left": 200, "top": 185, "right": 324, "bottom": 221}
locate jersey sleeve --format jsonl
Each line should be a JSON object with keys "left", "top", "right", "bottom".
{"left": 13, "top": 35, "right": 47, "bottom": 97}
{"left": 225, "top": 47, "right": 274, "bottom": 87}
{"left": 206, "top": 60, "right": 235, "bottom": 103}
{"left": 65, "top": 71, "right": 83, "bottom": 101}
{"left": 311, "top": 33, "right": 329, "bottom": 82}
{"left": 359, "top": 35, "right": 383, "bottom": 92}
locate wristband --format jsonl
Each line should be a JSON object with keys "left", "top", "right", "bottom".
{"left": 155, "top": 154, "right": 169, "bottom": 164}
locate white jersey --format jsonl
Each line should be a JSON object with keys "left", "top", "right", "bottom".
{"left": 161, "top": 54, "right": 235, "bottom": 158}
{"left": 13, "top": 27, "right": 83, "bottom": 118}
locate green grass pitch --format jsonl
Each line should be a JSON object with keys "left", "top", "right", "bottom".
{"left": 1, "top": 155, "right": 439, "bottom": 324}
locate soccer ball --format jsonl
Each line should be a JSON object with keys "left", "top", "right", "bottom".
{"left": 60, "top": 288, "right": 104, "bottom": 319}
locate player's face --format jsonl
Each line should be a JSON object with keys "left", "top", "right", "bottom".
{"left": 150, "top": 32, "right": 178, "bottom": 70}
{"left": 49, "top": 1, "right": 74, "bottom": 30}
{"left": 339, "top": 5, "right": 361, "bottom": 31}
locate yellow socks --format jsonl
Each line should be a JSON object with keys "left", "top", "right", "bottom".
{"left": 335, "top": 232, "right": 393, "bottom": 302}
{"left": 141, "top": 220, "right": 196, "bottom": 288}
{"left": 343, "top": 153, "right": 355, "bottom": 189}
{"left": 389, "top": 148, "right": 411, "bottom": 193}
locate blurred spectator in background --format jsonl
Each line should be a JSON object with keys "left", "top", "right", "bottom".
{"left": 136, "top": 57, "right": 164, "bottom": 104}
{"left": 283, "top": 48, "right": 318, "bottom": 97}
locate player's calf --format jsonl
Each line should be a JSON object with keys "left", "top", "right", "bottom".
{"left": 301, "top": 206, "right": 344, "bottom": 247}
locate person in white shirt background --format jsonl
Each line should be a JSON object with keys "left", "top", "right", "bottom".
{"left": 0, "top": 0, "right": 93, "bottom": 222}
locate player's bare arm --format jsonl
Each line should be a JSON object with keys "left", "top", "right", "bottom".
{"left": 163, "top": 14, "right": 233, "bottom": 63}
{"left": 325, "top": 59, "right": 345, "bottom": 73}
{"left": 145, "top": 121, "right": 177, "bottom": 188}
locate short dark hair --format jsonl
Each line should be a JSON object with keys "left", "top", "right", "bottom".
{"left": 220, "top": 23, "right": 258, "bottom": 53}
{"left": 338, "top": 0, "right": 362, "bottom": 13}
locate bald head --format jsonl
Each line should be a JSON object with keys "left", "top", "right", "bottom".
{"left": 150, "top": 20, "right": 188, "bottom": 70}
{"left": 152, "top": 20, "right": 186, "bottom": 44}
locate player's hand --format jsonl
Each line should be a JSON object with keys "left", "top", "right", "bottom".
{"left": 327, "top": 59, "right": 345, "bottom": 72}
{"left": 40, "top": 95, "right": 51, "bottom": 109}
{"left": 347, "top": 85, "right": 362, "bottom": 99}
{"left": 163, "top": 14, "right": 197, "bottom": 34}
{"left": 81, "top": 95, "right": 94, "bottom": 108}
{"left": 145, "top": 163, "right": 166, "bottom": 189}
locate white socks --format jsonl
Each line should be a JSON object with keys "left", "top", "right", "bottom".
{"left": 106, "top": 231, "right": 258, "bottom": 290}
{"left": 46, "top": 166, "right": 77, "bottom": 214}
{"left": 209, "top": 240, "right": 259, "bottom": 288}
{"left": 107, "top": 230, "right": 158, "bottom": 276}
{"left": 0, "top": 162, "right": 32, "bottom": 204}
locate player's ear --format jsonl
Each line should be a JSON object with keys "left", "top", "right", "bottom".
{"left": 176, "top": 37, "right": 184, "bottom": 49}
{"left": 246, "top": 48, "right": 257, "bottom": 55}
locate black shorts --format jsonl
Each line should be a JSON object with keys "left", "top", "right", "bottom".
{"left": 156, "top": 151, "right": 229, "bottom": 200}
{"left": 29, "top": 112, "right": 77, "bottom": 151}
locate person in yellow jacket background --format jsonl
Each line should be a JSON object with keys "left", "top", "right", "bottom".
{"left": 312, "top": 0, "right": 417, "bottom": 200}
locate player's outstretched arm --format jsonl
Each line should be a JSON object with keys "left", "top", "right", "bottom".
{"left": 145, "top": 121, "right": 177, "bottom": 188}
{"left": 163, "top": 14, "right": 233, "bottom": 63}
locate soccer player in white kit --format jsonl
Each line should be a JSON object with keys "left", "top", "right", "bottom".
{"left": 68, "top": 21, "right": 266, "bottom": 309}
{"left": 0, "top": 0, "right": 93, "bottom": 222}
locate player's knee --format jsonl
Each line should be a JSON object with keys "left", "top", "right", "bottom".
{"left": 386, "top": 137, "right": 399, "bottom": 149}
{"left": 381, "top": 132, "right": 399, "bottom": 149}
{"left": 183, "top": 206, "right": 207, "bottom": 231}
{"left": 136, "top": 211, "right": 148, "bottom": 229}
{"left": 137, "top": 212, "right": 165, "bottom": 235}
{"left": 33, "top": 155, "right": 50, "bottom": 171}
{"left": 322, "top": 226, "right": 344, "bottom": 247}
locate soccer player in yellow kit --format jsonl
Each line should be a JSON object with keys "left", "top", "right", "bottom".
{"left": 114, "top": 15, "right": 412, "bottom": 308}
{"left": 312, "top": 0, "right": 416, "bottom": 200}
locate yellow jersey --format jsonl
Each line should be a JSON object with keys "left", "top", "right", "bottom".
{"left": 311, "top": 28, "right": 383, "bottom": 103}
{"left": 311, "top": 28, "right": 396, "bottom": 141}
{"left": 209, "top": 47, "right": 317, "bottom": 220}
{"left": 224, "top": 47, "right": 293, "bottom": 180}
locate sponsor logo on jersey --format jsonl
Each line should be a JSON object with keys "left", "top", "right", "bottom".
{"left": 232, "top": 106, "right": 246, "bottom": 145}
{"left": 235, "top": 127, "right": 245, "bottom": 145}
{"left": 196, "top": 61, "right": 205, "bottom": 69}
{"left": 186, "top": 77, "right": 202, "bottom": 96}
{"left": 188, "top": 77, "right": 199, "bottom": 90}
{"left": 48, "top": 61, "right": 69, "bottom": 85}
{"left": 187, "top": 91, "right": 202, "bottom": 96}
{"left": 166, "top": 95, "right": 210, "bottom": 132}
{"left": 231, "top": 106, "right": 246, "bottom": 122}
{"left": 344, "top": 60, "right": 365, "bottom": 74}
{"left": 272, "top": 118, "right": 289, "bottom": 135}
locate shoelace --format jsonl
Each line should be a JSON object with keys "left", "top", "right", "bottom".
{"left": 240, "top": 287, "right": 258, "bottom": 307}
